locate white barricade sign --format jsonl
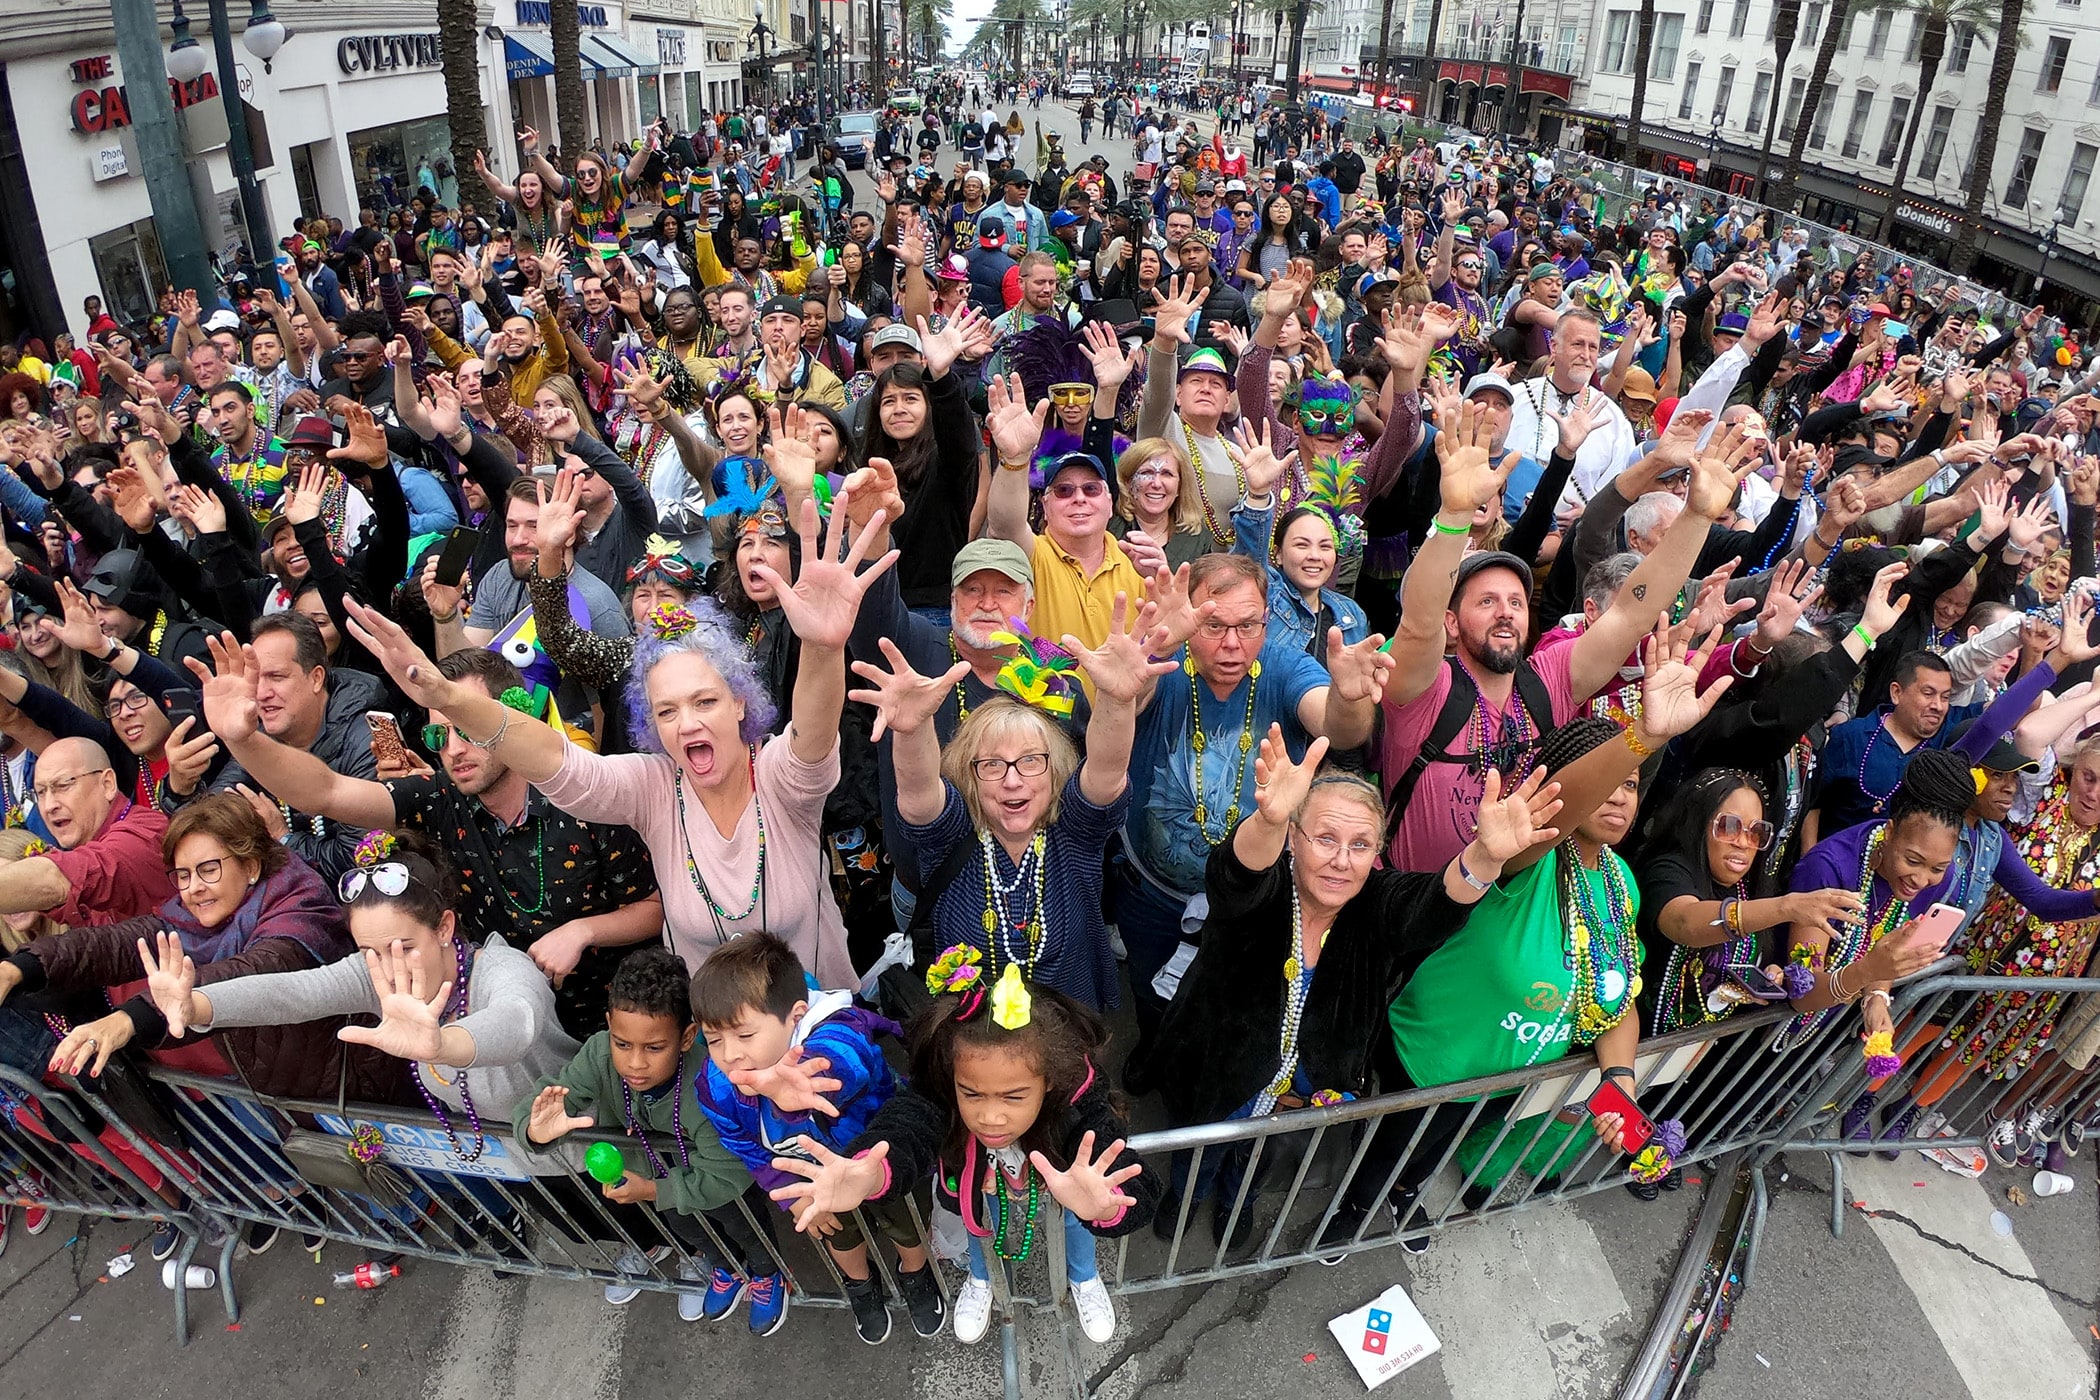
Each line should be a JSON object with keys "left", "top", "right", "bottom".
{"left": 316, "top": 1114, "right": 534, "bottom": 1181}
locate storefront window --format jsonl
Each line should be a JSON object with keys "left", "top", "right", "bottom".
{"left": 349, "top": 115, "right": 458, "bottom": 214}
{"left": 90, "top": 220, "right": 166, "bottom": 329}
{"left": 641, "top": 75, "right": 660, "bottom": 126}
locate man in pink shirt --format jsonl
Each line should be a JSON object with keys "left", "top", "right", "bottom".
{"left": 0, "top": 737, "right": 173, "bottom": 924}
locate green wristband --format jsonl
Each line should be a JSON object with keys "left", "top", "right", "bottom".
{"left": 1431, "top": 518, "right": 1471, "bottom": 537}
{"left": 1849, "top": 623, "right": 1875, "bottom": 650}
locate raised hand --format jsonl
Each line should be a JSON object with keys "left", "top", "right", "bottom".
{"left": 1229, "top": 415, "right": 1298, "bottom": 499}
{"left": 1634, "top": 615, "right": 1735, "bottom": 744}
{"left": 1650, "top": 406, "right": 1716, "bottom": 474}
{"left": 424, "top": 372, "right": 465, "bottom": 439}
{"left": 1685, "top": 420, "right": 1765, "bottom": 521}
{"left": 747, "top": 490, "right": 898, "bottom": 653}
{"left": 535, "top": 469, "right": 587, "bottom": 565}
{"left": 1082, "top": 319, "right": 1137, "bottom": 390}
{"left": 840, "top": 455, "right": 904, "bottom": 535}
{"left": 53, "top": 579, "right": 111, "bottom": 654}
{"left": 1824, "top": 474, "right": 1868, "bottom": 535}
{"left": 2052, "top": 588, "right": 2100, "bottom": 666}
{"left": 537, "top": 401, "right": 582, "bottom": 446}
{"left": 1973, "top": 477, "right": 2011, "bottom": 541}
{"left": 1030, "top": 1130, "right": 1144, "bottom": 1224}
{"left": 984, "top": 371, "right": 1048, "bottom": 466}
{"left": 1754, "top": 557, "right": 1822, "bottom": 648}
{"left": 1251, "top": 723, "right": 1331, "bottom": 824}
{"left": 104, "top": 465, "right": 159, "bottom": 534}
{"left": 525, "top": 1084, "right": 598, "bottom": 1145}
{"left": 1434, "top": 398, "right": 1517, "bottom": 515}
{"left": 163, "top": 717, "right": 221, "bottom": 796}
{"left": 847, "top": 637, "right": 972, "bottom": 740}
{"left": 763, "top": 403, "right": 820, "bottom": 501}
{"left": 918, "top": 307, "right": 982, "bottom": 380}
{"left": 185, "top": 632, "right": 262, "bottom": 742}
{"left": 1150, "top": 272, "right": 1202, "bottom": 347}
{"left": 1063, "top": 593, "right": 1179, "bottom": 704}
{"left": 767, "top": 1137, "right": 889, "bottom": 1232}
{"left": 1471, "top": 766, "right": 1562, "bottom": 864}
{"left": 335, "top": 940, "right": 453, "bottom": 1063}
{"left": 2008, "top": 493, "right": 2057, "bottom": 553}
{"left": 727, "top": 1044, "right": 845, "bottom": 1116}
{"left": 1546, "top": 390, "right": 1596, "bottom": 457}
{"left": 343, "top": 598, "right": 456, "bottom": 711}
{"left": 282, "top": 459, "right": 330, "bottom": 526}
{"left": 1682, "top": 560, "right": 1752, "bottom": 639}
{"left": 170, "top": 483, "right": 228, "bottom": 538}
{"left": 140, "top": 930, "right": 199, "bottom": 1039}
{"left": 1325, "top": 628, "right": 1396, "bottom": 705}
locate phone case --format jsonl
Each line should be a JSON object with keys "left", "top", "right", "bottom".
{"left": 365, "top": 712, "right": 409, "bottom": 769}
{"left": 1584, "top": 1081, "right": 1655, "bottom": 1154}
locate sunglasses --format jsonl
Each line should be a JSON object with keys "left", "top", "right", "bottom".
{"left": 1047, "top": 479, "right": 1107, "bottom": 500}
{"left": 1456, "top": 259, "right": 1483, "bottom": 270}
{"left": 1710, "top": 813, "right": 1777, "bottom": 849}
{"left": 338, "top": 861, "right": 420, "bottom": 902}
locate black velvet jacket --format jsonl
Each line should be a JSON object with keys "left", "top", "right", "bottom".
{"left": 1135, "top": 838, "right": 1473, "bottom": 1127}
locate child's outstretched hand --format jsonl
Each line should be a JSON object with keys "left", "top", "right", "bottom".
{"left": 1029, "top": 1131, "right": 1143, "bottom": 1225}
{"left": 769, "top": 1139, "right": 888, "bottom": 1232}
{"left": 525, "top": 1085, "right": 595, "bottom": 1146}
{"left": 728, "top": 1045, "right": 844, "bottom": 1117}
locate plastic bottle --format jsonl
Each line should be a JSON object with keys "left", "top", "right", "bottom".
{"left": 333, "top": 1261, "right": 403, "bottom": 1289}
{"left": 162, "top": 1259, "right": 216, "bottom": 1290}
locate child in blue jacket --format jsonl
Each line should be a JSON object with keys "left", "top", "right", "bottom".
{"left": 693, "top": 932, "right": 944, "bottom": 1346}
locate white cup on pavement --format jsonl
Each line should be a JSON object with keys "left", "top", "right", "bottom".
{"left": 161, "top": 1259, "right": 217, "bottom": 1290}
{"left": 2032, "top": 1169, "right": 2077, "bottom": 1197}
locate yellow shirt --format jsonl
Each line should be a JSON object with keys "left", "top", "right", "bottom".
{"left": 1029, "top": 530, "right": 1147, "bottom": 656}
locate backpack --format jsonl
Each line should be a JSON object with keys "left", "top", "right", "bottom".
{"left": 1386, "top": 655, "right": 1556, "bottom": 839}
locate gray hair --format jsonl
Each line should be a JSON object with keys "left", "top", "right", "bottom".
{"left": 1581, "top": 552, "right": 1643, "bottom": 611}
{"left": 1625, "top": 491, "right": 1684, "bottom": 542}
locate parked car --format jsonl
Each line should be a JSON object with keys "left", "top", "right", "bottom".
{"left": 1066, "top": 73, "right": 1095, "bottom": 97}
{"left": 888, "top": 87, "right": 922, "bottom": 114}
{"left": 828, "top": 110, "right": 879, "bottom": 168}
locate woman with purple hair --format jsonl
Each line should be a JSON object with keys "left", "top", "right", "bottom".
{"left": 338, "top": 485, "right": 897, "bottom": 988}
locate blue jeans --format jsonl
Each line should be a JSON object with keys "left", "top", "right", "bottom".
{"left": 0, "top": 1005, "right": 58, "bottom": 1076}
{"left": 966, "top": 1205, "right": 1098, "bottom": 1283}
{"left": 890, "top": 875, "right": 917, "bottom": 933}
{"left": 1111, "top": 857, "right": 1194, "bottom": 1053}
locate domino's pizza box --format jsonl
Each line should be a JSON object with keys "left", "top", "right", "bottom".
{"left": 1326, "top": 1282, "right": 1440, "bottom": 1389}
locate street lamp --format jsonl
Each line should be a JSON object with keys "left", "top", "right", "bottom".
{"left": 2032, "top": 201, "right": 2063, "bottom": 298}
{"left": 750, "top": 0, "right": 775, "bottom": 102}
{"left": 165, "top": 0, "right": 274, "bottom": 283}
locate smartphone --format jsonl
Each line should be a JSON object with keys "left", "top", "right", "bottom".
{"left": 433, "top": 527, "right": 479, "bottom": 589}
{"left": 1912, "top": 901, "right": 1967, "bottom": 952}
{"left": 1585, "top": 1080, "right": 1655, "bottom": 1155}
{"left": 162, "top": 688, "right": 204, "bottom": 736}
{"left": 1725, "top": 965, "right": 1790, "bottom": 1001}
{"left": 365, "top": 712, "right": 410, "bottom": 770}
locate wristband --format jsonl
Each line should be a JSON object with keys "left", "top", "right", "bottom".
{"left": 1848, "top": 622, "right": 1875, "bottom": 651}
{"left": 1601, "top": 1066, "right": 1635, "bottom": 1084}
{"left": 1622, "top": 725, "right": 1653, "bottom": 759}
{"left": 1456, "top": 854, "right": 1493, "bottom": 891}
{"left": 998, "top": 459, "right": 1031, "bottom": 473}
{"left": 430, "top": 607, "right": 461, "bottom": 625}
{"left": 1430, "top": 517, "right": 1471, "bottom": 536}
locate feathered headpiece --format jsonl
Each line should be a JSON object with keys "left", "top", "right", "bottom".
{"left": 1030, "top": 425, "right": 1128, "bottom": 491}
{"left": 707, "top": 457, "right": 776, "bottom": 518}
{"left": 987, "top": 616, "right": 1082, "bottom": 717}
{"left": 1301, "top": 456, "right": 1368, "bottom": 560}
{"left": 626, "top": 534, "right": 699, "bottom": 587}
{"left": 1002, "top": 316, "right": 1144, "bottom": 436}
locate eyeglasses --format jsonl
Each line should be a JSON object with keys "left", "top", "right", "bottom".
{"left": 172, "top": 858, "right": 227, "bottom": 889}
{"left": 32, "top": 770, "right": 103, "bottom": 803}
{"left": 972, "top": 752, "right": 1051, "bottom": 782}
{"left": 1710, "top": 813, "right": 1777, "bottom": 849}
{"left": 106, "top": 691, "right": 154, "bottom": 719}
{"left": 1294, "top": 826, "right": 1378, "bottom": 861}
{"left": 1197, "top": 617, "right": 1267, "bottom": 640}
{"left": 338, "top": 861, "right": 421, "bottom": 902}
{"left": 1047, "top": 479, "right": 1106, "bottom": 500}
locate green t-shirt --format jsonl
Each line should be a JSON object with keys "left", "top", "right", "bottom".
{"left": 1389, "top": 848, "right": 1642, "bottom": 1090}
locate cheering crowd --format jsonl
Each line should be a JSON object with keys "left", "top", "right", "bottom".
{"left": 1, "top": 71, "right": 2099, "bottom": 1353}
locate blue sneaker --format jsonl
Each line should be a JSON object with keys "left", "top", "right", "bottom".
{"left": 747, "top": 1271, "right": 790, "bottom": 1336}
{"left": 703, "top": 1266, "right": 747, "bottom": 1321}
{"left": 1840, "top": 1091, "right": 1877, "bottom": 1148}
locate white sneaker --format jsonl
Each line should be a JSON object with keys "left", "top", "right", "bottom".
{"left": 676, "top": 1257, "right": 706, "bottom": 1323}
{"left": 1069, "top": 1275, "right": 1116, "bottom": 1344}
{"left": 603, "top": 1245, "right": 669, "bottom": 1307}
{"left": 952, "top": 1277, "right": 994, "bottom": 1345}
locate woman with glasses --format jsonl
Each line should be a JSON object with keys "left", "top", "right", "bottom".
{"left": 138, "top": 832, "right": 577, "bottom": 1174}
{"left": 845, "top": 584, "right": 1169, "bottom": 1010}
{"left": 1140, "top": 727, "right": 1560, "bottom": 1245}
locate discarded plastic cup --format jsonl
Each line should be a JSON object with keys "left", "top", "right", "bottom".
{"left": 161, "top": 1260, "right": 216, "bottom": 1290}
{"left": 2032, "top": 1170, "right": 2077, "bottom": 1197}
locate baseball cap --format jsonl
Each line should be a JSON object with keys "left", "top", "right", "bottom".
{"left": 1049, "top": 209, "right": 1081, "bottom": 230}
{"left": 203, "top": 308, "right": 243, "bottom": 334}
{"left": 757, "top": 295, "right": 802, "bottom": 322}
{"left": 1194, "top": 177, "right": 1217, "bottom": 194}
{"left": 1454, "top": 550, "right": 1534, "bottom": 595}
{"left": 1464, "top": 372, "right": 1517, "bottom": 403}
{"left": 977, "top": 215, "right": 1007, "bottom": 246}
{"left": 1867, "top": 302, "right": 1892, "bottom": 317}
{"left": 1002, "top": 169, "right": 1032, "bottom": 187}
{"left": 950, "top": 537, "right": 1034, "bottom": 588}
{"left": 868, "top": 323, "right": 924, "bottom": 355}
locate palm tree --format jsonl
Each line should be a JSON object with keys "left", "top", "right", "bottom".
{"left": 1873, "top": 0, "right": 2001, "bottom": 241}
{"left": 1953, "top": 0, "right": 2025, "bottom": 271}
{"left": 1773, "top": 0, "right": 1856, "bottom": 211}
{"left": 1756, "top": 0, "right": 1801, "bottom": 202}
{"left": 436, "top": 0, "right": 491, "bottom": 196}
{"left": 1626, "top": 0, "right": 1658, "bottom": 166}
{"left": 551, "top": 0, "right": 588, "bottom": 152}
{"left": 1417, "top": 0, "right": 1446, "bottom": 120}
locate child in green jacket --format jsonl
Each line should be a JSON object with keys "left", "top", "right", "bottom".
{"left": 514, "top": 947, "right": 790, "bottom": 1332}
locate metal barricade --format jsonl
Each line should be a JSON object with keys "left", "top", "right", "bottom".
{"left": 5, "top": 966, "right": 2096, "bottom": 1395}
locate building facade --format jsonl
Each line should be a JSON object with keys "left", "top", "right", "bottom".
{"left": 1578, "top": 0, "right": 2100, "bottom": 316}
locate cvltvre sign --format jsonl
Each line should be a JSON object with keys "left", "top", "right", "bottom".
{"left": 337, "top": 34, "right": 446, "bottom": 77}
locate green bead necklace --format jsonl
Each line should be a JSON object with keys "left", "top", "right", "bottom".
{"left": 1188, "top": 656, "right": 1261, "bottom": 844}
{"left": 673, "top": 749, "right": 767, "bottom": 931}
{"left": 991, "top": 1156, "right": 1041, "bottom": 1261}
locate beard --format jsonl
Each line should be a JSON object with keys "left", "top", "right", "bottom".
{"left": 1473, "top": 636, "right": 1523, "bottom": 675}
{"left": 952, "top": 614, "right": 1006, "bottom": 650}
